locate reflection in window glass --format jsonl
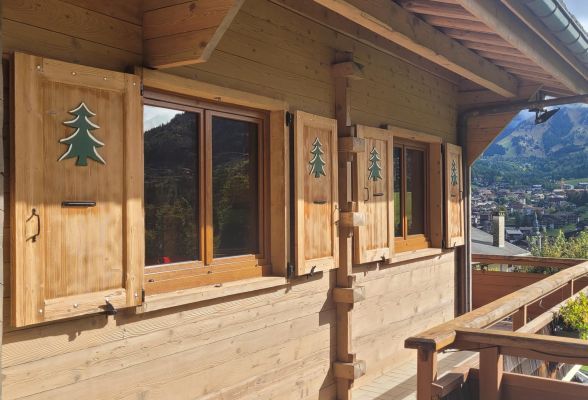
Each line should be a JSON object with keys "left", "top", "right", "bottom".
{"left": 393, "top": 147, "right": 403, "bottom": 237}
{"left": 144, "top": 105, "right": 199, "bottom": 266}
{"left": 406, "top": 149, "right": 425, "bottom": 235}
{"left": 212, "top": 116, "right": 259, "bottom": 258}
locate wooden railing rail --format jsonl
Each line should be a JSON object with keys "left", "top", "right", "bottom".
{"left": 454, "top": 328, "right": 588, "bottom": 365}
{"left": 405, "top": 259, "right": 588, "bottom": 400}
{"left": 517, "top": 287, "right": 588, "bottom": 334}
{"left": 405, "top": 261, "right": 588, "bottom": 352}
{"left": 472, "top": 254, "right": 585, "bottom": 269}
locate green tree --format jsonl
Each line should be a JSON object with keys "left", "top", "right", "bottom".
{"left": 309, "top": 137, "right": 327, "bottom": 178}
{"left": 59, "top": 102, "right": 105, "bottom": 166}
{"left": 368, "top": 147, "right": 383, "bottom": 181}
{"left": 531, "top": 230, "right": 588, "bottom": 259}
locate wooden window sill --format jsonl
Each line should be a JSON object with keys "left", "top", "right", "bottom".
{"left": 136, "top": 276, "right": 288, "bottom": 314}
{"left": 387, "top": 248, "right": 448, "bottom": 264}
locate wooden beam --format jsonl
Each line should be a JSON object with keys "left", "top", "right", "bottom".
{"left": 338, "top": 136, "right": 365, "bottom": 153}
{"left": 331, "top": 61, "right": 364, "bottom": 80}
{"left": 334, "top": 360, "right": 366, "bottom": 380}
{"left": 0, "top": 5, "right": 5, "bottom": 399}
{"left": 143, "top": 0, "right": 245, "bottom": 68}
{"left": 422, "top": 15, "right": 495, "bottom": 34}
{"left": 398, "top": 0, "right": 475, "bottom": 21}
{"left": 456, "top": 0, "right": 588, "bottom": 94}
{"left": 417, "top": 349, "right": 438, "bottom": 400}
{"left": 333, "top": 286, "right": 366, "bottom": 304}
{"left": 310, "top": 0, "right": 518, "bottom": 97}
{"left": 479, "top": 346, "right": 503, "bottom": 400}
{"left": 332, "top": 51, "right": 362, "bottom": 400}
{"left": 443, "top": 28, "right": 511, "bottom": 47}
{"left": 458, "top": 83, "right": 542, "bottom": 110}
{"left": 339, "top": 212, "right": 366, "bottom": 228}
{"left": 471, "top": 255, "right": 584, "bottom": 269}
{"left": 517, "top": 287, "right": 588, "bottom": 334}
{"left": 500, "top": 372, "right": 588, "bottom": 400}
{"left": 271, "top": 0, "right": 462, "bottom": 84}
{"left": 456, "top": 328, "right": 588, "bottom": 361}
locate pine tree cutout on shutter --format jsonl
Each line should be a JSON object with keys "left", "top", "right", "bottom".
{"left": 59, "top": 102, "right": 106, "bottom": 166}
{"left": 308, "top": 137, "right": 327, "bottom": 178}
{"left": 368, "top": 146, "right": 383, "bottom": 181}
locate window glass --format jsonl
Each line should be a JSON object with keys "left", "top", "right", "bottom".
{"left": 212, "top": 116, "right": 259, "bottom": 257}
{"left": 393, "top": 146, "right": 403, "bottom": 237}
{"left": 406, "top": 148, "right": 425, "bottom": 235}
{"left": 144, "top": 105, "right": 199, "bottom": 265}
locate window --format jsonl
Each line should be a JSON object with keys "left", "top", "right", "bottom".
{"left": 393, "top": 140, "right": 430, "bottom": 252}
{"left": 143, "top": 92, "right": 269, "bottom": 293}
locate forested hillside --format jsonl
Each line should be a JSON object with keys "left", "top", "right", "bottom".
{"left": 473, "top": 104, "right": 588, "bottom": 187}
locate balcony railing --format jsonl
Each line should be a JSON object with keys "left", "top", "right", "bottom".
{"left": 405, "top": 255, "right": 588, "bottom": 400}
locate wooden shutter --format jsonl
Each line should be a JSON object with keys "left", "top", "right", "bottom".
{"left": 444, "top": 143, "right": 465, "bottom": 247}
{"left": 12, "top": 53, "right": 143, "bottom": 326}
{"left": 354, "top": 125, "right": 394, "bottom": 264}
{"left": 293, "top": 111, "right": 338, "bottom": 275}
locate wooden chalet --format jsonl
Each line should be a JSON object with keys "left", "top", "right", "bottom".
{"left": 0, "top": 0, "right": 587, "bottom": 399}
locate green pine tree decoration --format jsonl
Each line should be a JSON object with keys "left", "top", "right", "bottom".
{"left": 58, "top": 102, "right": 106, "bottom": 166}
{"left": 368, "top": 146, "right": 383, "bottom": 181}
{"left": 451, "top": 159, "right": 458, "bottom": 186}
{"left": 308, "top": 137, "right": 327, "bottom": 178}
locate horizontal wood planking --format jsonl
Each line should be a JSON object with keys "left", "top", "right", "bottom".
{"left": 1, "top": 0, "right": 461, "bottom": 398}
{"left": 190, "top": 0, "right": 458, "bottom": 141}
{"left": 4, "top": 0, "right": 141, "bottom": 54}
{"left": 59, "top": 0, "right": 143, "bottom": 25}
{"left": 3, "top": 19, "right": 141, "bottom": 72}
{"left": 351, "top": 252, "right": 456, "bottom": 386}
{"left": 3, "top": 273, "right": 336, "bottom": 399}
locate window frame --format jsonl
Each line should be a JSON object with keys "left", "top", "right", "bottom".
{"left": 142, "top": 90, "right": 271, "bottom": 294}
{"left": 393, "top": 138, "right": 431, "bottom": 253}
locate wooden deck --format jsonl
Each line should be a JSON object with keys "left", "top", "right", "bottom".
{"left": 354, "top": 351, "right": 476, "bottom": 400}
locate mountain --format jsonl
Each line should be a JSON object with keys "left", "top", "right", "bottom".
{"left": 484, "top": 104, "right": 588, "bottom": 158}
{"left": 474, "top": 104, "right": 588, "bottom": 187}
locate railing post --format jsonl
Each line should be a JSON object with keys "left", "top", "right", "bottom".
{"left": 479, "top": 346, "right": 503, "bottom": 400}
{"left": 417, "top": 348, "right": 437, "bottom": 400}
{"left": 512, "top": 305, "right": 527, "bottom": 330}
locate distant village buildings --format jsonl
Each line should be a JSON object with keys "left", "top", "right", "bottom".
{"left": 472, "top": 181, "right": 588, "bottom": 250}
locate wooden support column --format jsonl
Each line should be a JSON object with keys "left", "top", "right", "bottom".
{"left": 417, "top": 348, "right": 438, "bottom": 400}
{"left": 0, "top": 2, "right": 5, "bottom": 397}
{"left": 333, "top": 52, "right": 365, "bottom": 400}
{"left": 479, "top": 346, "right": 503, "bottom": 400}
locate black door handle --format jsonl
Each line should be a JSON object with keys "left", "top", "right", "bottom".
{"left": 62, "top": 201, "right": 96, "bottom": 207}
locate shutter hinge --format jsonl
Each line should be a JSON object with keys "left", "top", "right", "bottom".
{"left": 140, "top": 81, "right": 144, "bottom": 96}
{"left": 285, "top": 111, "right": 294, "bottom": 127}
{"left": 141, "top": 288, "right": 146, "bottom": 303}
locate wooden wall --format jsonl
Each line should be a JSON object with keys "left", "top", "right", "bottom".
{"left": 351, "top": 252, "right": 456, "bottom": 387}
{"left": 1, "top": 0, "right": 459, "bottom": 398}
{"left": 473, "top": 271, "right": 588, "bottom": 318}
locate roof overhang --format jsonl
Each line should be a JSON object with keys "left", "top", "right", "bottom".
{"left": 275, "top": 0, "right": 588, "bottom": 100}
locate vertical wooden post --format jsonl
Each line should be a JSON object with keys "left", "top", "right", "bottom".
{"left": 479, "top": 346, "right": 503, "bottom": 400}
{"left": 333, "top": 52, "right": 363, "bottom": 400}
{"left": 512, "top": 306, "right": 527, "bottom": 331}
{"left": 0, "top": 1, "right": 5, "bottom": 397}
{"left": 417, "top": 348, "right": 437, "bottom": 400}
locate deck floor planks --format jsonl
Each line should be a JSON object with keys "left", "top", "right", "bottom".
{"left": 354, "top": 351, "right": 476, "bottom": 400}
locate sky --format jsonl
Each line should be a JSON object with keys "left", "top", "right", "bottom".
{"left": 564, "top": 0, "right": 588, "bottom": 31}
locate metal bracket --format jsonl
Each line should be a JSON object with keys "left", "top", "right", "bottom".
{"left": 103, "top": 300, "right": 117, "bottom": 316}
{"left": 286, "top": 262, "right": 294, "bottom": 279}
